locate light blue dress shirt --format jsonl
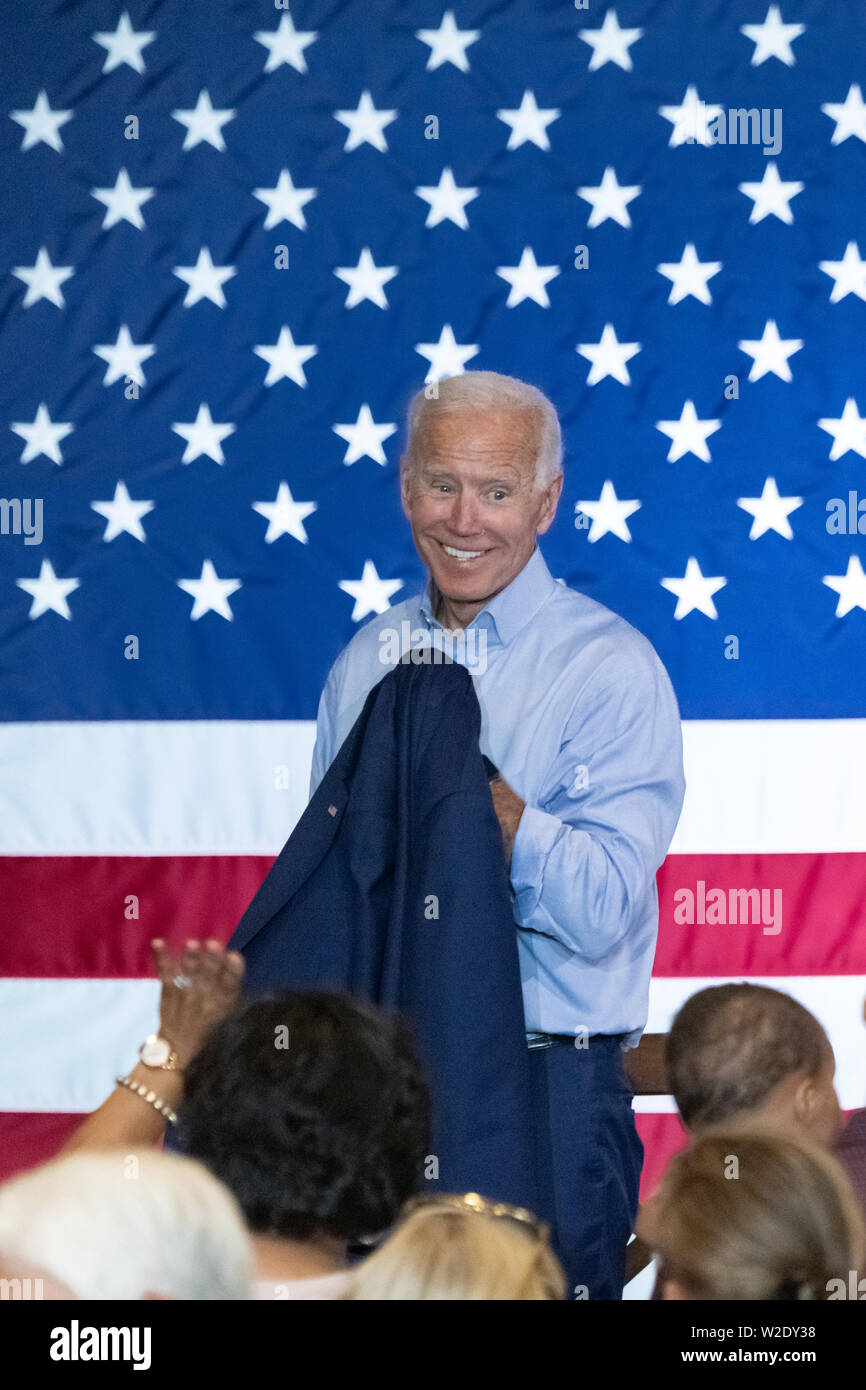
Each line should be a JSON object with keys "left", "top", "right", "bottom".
{"left": 309, "top": 545, "right": 686, "bottom": 1046}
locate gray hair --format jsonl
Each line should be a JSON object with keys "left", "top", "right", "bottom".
{"left": 0, "top": 1148, "right": 253, "bottom": 1299}
{"left": 401, "top": 371, "right": 563, "bottom": 489}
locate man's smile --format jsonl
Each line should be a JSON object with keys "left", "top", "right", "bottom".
{"left": 433, "top": 538, "right": 494, "bottom": 563}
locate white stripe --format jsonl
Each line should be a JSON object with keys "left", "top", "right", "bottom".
{"left": 631, "top": 974, "right": 866, "bottom": 1113}
{"left": 0, "top": 721, "right": 316, "bottom": 855}
{"left": 1, "top": 974, "right": 863, "bottom": 1115}
{"left": 0, "top": 978, "right": 159, "bottom": 1112}
{"left": 1, "top": 718, "right": 865, "bottom": 856}
{"left": 673, "top": 719, "right": 866, "bottom": 854}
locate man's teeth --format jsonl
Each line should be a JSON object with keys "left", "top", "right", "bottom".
{"left": 443, "top": 544, "right": 484, "bottom": 559}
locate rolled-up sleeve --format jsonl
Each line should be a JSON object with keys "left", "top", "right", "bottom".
{"left": 509, "top": 648, "right": 685, "bottom": 960}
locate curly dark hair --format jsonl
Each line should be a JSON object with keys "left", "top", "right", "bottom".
{"left": 179, "top": 990, "right": 431, "bottom": 1242}
{"left": 666, "top": 983, "right": 829, "bottom": 1129}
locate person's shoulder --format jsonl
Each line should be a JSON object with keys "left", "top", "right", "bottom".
{"left": 547, "top": 576, "right": 669, "bottom": 684}
{"left": 328, "top": 594, "right": 423, "bottom": 675}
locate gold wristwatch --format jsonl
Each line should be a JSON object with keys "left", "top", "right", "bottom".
{"left": 138, "top": 1033, "right": 180, "bottom": 1071}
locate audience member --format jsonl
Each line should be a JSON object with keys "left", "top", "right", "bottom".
{"left": 650, "top": 1131, "right": 864, "bottom": 1300}
{"left": 0, "top": 1149, "right": 252, "bottom": 1299}
{"left": 342, "top": 1192, "right": 566, "bottom": 1300}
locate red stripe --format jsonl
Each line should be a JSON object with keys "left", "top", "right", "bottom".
{"left": 635, "top": 1112, "right": 689, "bottom": 1201}
{"left": 0, "top": 1113, "right": 84, "bottom": 1184}
{"left": 3, "top": 852, "right": 866, "bottom": 978}
{"left": 655, "top": 853, "right": 866, "bottom": 976}
{"left": 0, "top": 856, "right": 275, "bottom": 977}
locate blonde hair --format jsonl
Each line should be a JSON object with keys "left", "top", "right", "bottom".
{"left": 342, "top": 1193, "right": 566, "bottom": 1300}
{"left": 651, "top": 1132, "right": 865, "bottom": 1300}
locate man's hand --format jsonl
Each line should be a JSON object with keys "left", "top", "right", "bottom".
{"left": 489, "top": 776, "right": 525, "bottom": 868}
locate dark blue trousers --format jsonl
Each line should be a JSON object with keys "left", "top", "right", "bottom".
{"left": 527, "top": 1035, "right": 643, "bottom": 1300}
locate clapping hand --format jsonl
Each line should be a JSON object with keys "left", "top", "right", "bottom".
{"left": 150, "top": 938, "right": 245, "bottom": 1070}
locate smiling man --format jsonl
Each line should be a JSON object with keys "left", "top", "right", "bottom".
{"left": 310, "top": 371, "right": 686, "bottom": 1298}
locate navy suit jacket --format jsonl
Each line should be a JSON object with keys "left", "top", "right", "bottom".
{"left": 229, "top": 658, "right": 538, "bottom": 1212}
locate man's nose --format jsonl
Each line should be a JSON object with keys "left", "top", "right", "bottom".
{"left": 447, "top": 493, "right": 483, "bottom": 534}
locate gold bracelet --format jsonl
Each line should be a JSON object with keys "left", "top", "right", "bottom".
{"left": 115, "top": 1075, "right": 178, "bottom": 1125}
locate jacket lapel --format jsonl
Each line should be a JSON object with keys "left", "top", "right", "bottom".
{"left": 228, "top": 774, "right": 349, "bottom": 954}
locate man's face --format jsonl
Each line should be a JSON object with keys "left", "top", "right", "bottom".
{"left": 401, "top": 406, "right": 562, "bottom": 616}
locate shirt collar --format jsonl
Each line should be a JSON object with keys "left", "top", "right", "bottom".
{"left": 417, "top": 545, "right": 558, "bottom": 646}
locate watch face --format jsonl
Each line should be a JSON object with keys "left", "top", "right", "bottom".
{"left": 140, "top": 1036, "right": 171, "bottom": 1067}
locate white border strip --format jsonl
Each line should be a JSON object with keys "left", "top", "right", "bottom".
{"left": 0, "top": 974, "right": 864, "bottom": 1115}
{"left": 0, "top": 719, "right": 865, "bottom": 856}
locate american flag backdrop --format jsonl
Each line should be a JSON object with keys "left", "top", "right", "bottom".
{"left": 1, "top": 0, "right": 866, "bottom": 1199}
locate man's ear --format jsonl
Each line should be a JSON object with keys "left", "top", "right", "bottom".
{"left": 399, "top": 459, "right": 412, "bottom": 518}
{"left": 792, "top": 1072, "right": 819, "bottom": 1128}
{"left": 536, "top": 473, "right": 563, "bottom": 535}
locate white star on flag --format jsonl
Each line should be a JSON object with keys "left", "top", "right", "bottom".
{"left": 253, "top": 326, "right": 317, "bottom": 387}
{"left": 10, "top": 90, "right": 73, "bottom": 152}
{"left": 737, "top": 320, "right": 803, "bottom": 382}
{"left": 579, "top": 9, "right": 643, "bottom": 71}
{"left": 661, "top": 557, "right": 727, "bottom": 619}
{"left": 415, "top": 325, "right": 479, "bottom": 382}
{"left": 16, "top": 560, "right": 80, "bottom": 620}
{"left": 334, "top": 248, "right": 398, "bottom": 308}
{"left": 93, "top": 325, "right": 156, "bottom": 387}
{"left": 416, "top": 12, "right": 480, "bottom": 71}
{"left": 172, "top": 90, "right": 236, "bottom": 151}
{"left": 497, "top": 90, "right": 560, "bottom": 150}
{"left": 659, "top": 85, "right": 724, "bottom": 146}
{"left": 12, "top": 246, "right": 74, "bottom": 309}
{"left": 253, "top": 169, "right": 317, "bottom": 231}
{"left": 254, "top": 12, "right": 318, "bottom": 73}
{"left": 657, "top": 243, "right": 722, "bottom": 305}
{"left": 739, "top": 163, "right": 803, "bottom": 224}
{"left": 91, "top": 169, "right": 155, "bottom": 230}
{"left": 496, "top": 248, "right": 559, "bottom": 307}
{"left": 178, "top": 560, "right": 241, "bottom": 621}
{"left": 656, "top": 400, "right": 722, "bottom": 462}
{"left": 818, "top": 399, "right": 866, "bottom": 460}
{"left": 740, "top": 5, "right": 804, "bottom": 65}
{"left": 415, "top": 167, "right": 479, "bottom": 229}
{"left": 253, "top": 483, "right": 317, "bottom": 544}
{"left": 737, "top": 478, "right": 803, "bottom": 539}
{"left": 91, "top": 482, "right": 155, "bottom": 542}
{"left": 577, "top": 167, "right": 641, "bottom": 228}
{"left": 339, "top": 560, "right": 403, "bottom": 621}
{"left": 11, "top": 403, "right": 74, "bottom": 465}
{"left": 334, "top": 91, "right": 397, "bottom": 152}
{"left": 92, "top": 11, "right": 156, "bottom": 73}
{"left": 576, "top": 481, "right": 641, "bottom": 542}
{"left": 171, "top": 404, "right": 236, "bottom": 464}
{"left": 819, "top": 242, "right": 866, "bottom": 303}
{"left": 823, "top": 556, "right": 866, "bottom": 618}
{"left": 332, "top": 404, "right": 397, "bottom": 465}
{"left": 172, "top": 247, "right": 237, "bottom": 308}
{"left": 822, "top": 84, "right": 866, "bottom": 145}
{"left": 577, "top": 323, "right": 640, "bottom": 385}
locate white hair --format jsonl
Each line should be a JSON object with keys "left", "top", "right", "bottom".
{"left": 401, "top": 370, "right": 563, "bottom": 489}
{"left": 0, "top": 1148, "right": 252, "bottom": 1299}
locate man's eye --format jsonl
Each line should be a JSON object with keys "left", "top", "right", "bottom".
{"left": 491, "top": 490, "right": 507, "bottom": 501}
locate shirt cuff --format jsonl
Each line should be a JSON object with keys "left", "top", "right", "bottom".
{"left": 510, "top": 803, "right": 561, "bottom": 919}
